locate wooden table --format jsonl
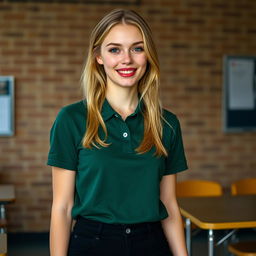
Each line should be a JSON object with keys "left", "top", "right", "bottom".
{"left": 0, "top": 185, "right": 15, "bottom": 233}
{"left": 178, "top": 195, "right": 256, "bottom": 256}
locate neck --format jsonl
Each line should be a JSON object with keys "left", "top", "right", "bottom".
{"left": 105, "top": 86, "right": 139, "bottom": 120}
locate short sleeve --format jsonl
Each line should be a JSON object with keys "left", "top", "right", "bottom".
{"left": 164, "top": 115, "right": 188, "bottom": 175}
{"left": 47, "top": 107, "right": 78, "bottom": 171}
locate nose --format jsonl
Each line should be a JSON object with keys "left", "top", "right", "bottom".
{"left": 121, "top": 50, "right": 132, "bottom": 64}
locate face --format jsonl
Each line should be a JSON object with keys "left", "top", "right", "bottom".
{"left": 96, "top": 24, "right": 148, "bottom": 90}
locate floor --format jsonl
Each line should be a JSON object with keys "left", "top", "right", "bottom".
{"left": 7, "top": 229, "right": 256, "bottom": 256}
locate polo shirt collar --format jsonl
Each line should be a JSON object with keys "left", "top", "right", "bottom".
{"left": 101, "top": 98, "right": 144, "bottom": 121}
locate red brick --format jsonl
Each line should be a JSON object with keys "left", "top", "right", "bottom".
{"left": 186, "top": 2, "right": 206, "bottom": 8}
{"left": 14, "top": 59, "right": 36, "bottom": 65}
{"left": 28, "top": 68, "right": 50, "bottom": 74}
{"left": 4, "top": 13, "right": 25, "bottom": 20}
{"left": 2, "top": 32, "right": 24, "bottom": 37}
{"left": 1, "top": 50, "right": 24, "bottom": 56}
{"left": 0, "top": 5, "right": 13, "bottom": 11}
{"left": 211, "top": 3, "right": 230, "bottom": 9}
{"left": 0, "top": 40, "right": 9, "bottom": 47}
{"left": 13, "top": 41, "right": 35, "bottom": 47}
{"left": 173, "top": 9, "right": 193, "bottom": 15}
{"left": 28, "top": 50, "right": 49, "bottom": 56}
{"left": 0, "top": 67, "right": 23, "bottom": 74}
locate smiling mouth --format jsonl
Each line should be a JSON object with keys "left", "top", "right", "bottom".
{"left": 116, "top": 68, "right": 137, "bottom": 77}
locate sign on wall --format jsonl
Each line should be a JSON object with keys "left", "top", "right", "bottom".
{"left": 0, "top": 76, "right": 15, "bottom": 136}
{"left": 223, "top": 56, "right": 256, "bottom": 132}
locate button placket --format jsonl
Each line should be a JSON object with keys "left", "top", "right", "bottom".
{"left": 119, "top": 122, "right": 129, "bottom": 140}
{"left": 118, "top": 119, "right": 133, "bottom": 153}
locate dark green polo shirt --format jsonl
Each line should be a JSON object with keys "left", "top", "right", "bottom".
{"left": 47, "top": 99, "right": 188, "bottom": 224}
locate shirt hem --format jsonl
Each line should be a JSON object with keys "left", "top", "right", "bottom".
{"left": 163, "top": 165, "right": 188, "bottom": 175}
{"left": 47, "top": 159, "right": 77, "bottom": 171}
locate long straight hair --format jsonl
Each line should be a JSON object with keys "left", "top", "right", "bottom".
{"left": 81, "top": 9, "right": 167, "bottom": 156}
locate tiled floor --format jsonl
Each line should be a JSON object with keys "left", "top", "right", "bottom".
{"left": 7, "top": 229, "right": 256, "bottom": 256}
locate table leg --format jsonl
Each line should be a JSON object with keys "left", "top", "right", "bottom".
{"left": 0, "top": 205, "right": 6, "bottom": 234}
{"left": 185, "top": 218, "right": 191, "bottom": 256}
{"left": 208, "top": 229, "right": 214, "bottom": 256}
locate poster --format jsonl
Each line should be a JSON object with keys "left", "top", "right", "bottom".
{"left": 228, "top": 59, "right": 255, "bottom": 110}
{"left": 224, "top": 56, "right": 256, "bottom": 132}
{"left": 0, "top": 76, "right": 14, "bottom": 136}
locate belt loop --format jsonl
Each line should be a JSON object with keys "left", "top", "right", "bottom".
{"left": 146, "top": 222, "right": 152, "bottom": 241}
{"left": 147, "top": 222, "right": 152, "bottom": 233}
{"left": 96, "top": 222, "right": 104, "bottom": 240}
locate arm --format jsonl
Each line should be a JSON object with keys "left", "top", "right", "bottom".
{"left": 160, "top": 174, "right": 188, "bottom": 256}
{"left": 50, "top": 167, "right": 76, "bottom": 256}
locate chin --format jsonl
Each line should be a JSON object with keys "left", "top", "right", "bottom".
{"left": 120, "top": 82, "right": 138, "bottom": 88}
{"left": 120, "top": 79, "right": 140, "bottom": 87}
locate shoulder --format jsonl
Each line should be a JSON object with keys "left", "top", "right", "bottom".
{"left": 59, "top": 100, "right": 86, "bottom": 116}
{"left": 161, "top": 108, "right": 184, "bottom": 147}
{"left": 52, "top": 100, "right": 87, "bottom": 133}
{"left": 56, "top": 100, "right": 87, "bottom": 121}
{"left": 162, "top": 108, "right": 180, "bottom": 131}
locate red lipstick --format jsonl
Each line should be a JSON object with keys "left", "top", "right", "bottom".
{"left": 116, "top": 68, "right": 137, "bottom": 77}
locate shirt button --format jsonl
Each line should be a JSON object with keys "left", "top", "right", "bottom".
{"left": 123, "top": 132, "right": 128, "bottom": 138}
{"left": 125, "top": 228, "right": 131, "bottom": 234}
{"left": 115, "top": 114, "right": 119, "bottom": 118}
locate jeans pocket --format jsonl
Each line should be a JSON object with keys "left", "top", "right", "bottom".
{"left": 68, "top": 232, "right": 99, "bottom": 256}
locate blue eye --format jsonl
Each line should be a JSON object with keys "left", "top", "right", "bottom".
{"left": 133, "top": 47, "right": 144, "bottom": 52}
{"left": 109, "top": 48, "right": 120, "bottom": 53}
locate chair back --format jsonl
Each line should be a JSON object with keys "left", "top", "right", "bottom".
{"left": 231, "top": 178, "right": 256, "bottom": 195}
{"left": 176, "top": 179, "right": 223, "bottom": 197}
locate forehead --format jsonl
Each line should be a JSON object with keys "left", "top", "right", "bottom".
{"left": 102, "top": 24, "right": 143, "bottom": 45}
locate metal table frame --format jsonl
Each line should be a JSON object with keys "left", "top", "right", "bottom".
{"left": 178, "top": 195, "right": 256, "bottom": 256}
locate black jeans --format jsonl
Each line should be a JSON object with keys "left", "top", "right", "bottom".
{"left": 68, "top": 217, "right": 172, "bottom": 256}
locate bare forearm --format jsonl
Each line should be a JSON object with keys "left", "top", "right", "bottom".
{"left": 161, "top": 208, "right": 188, "bottom": 256}
{"left": 50, "top": 207, "right": 73, "bottom": 256}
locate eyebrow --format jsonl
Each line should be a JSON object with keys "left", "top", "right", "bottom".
{"left": 105, "top": 41, "right": 144, "bottom": 47}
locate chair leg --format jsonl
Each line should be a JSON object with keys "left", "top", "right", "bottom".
{"left": 0, "top": 233, "right": 7, "bottom": 256}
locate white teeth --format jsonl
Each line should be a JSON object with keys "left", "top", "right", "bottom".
{"left": 118, "top": 70, "right": 134, "bottom": 74}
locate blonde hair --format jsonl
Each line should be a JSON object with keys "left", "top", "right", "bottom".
{"left": 81, "top": 9, "right": 167, "bottom": 156}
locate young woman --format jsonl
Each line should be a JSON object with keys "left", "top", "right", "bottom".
{"left": 48, "top": 9, "right": 188, "bottom": 256}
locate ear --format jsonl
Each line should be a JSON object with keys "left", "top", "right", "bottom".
{"left": 96, "top": 55, "right": 103, "bottom": 65}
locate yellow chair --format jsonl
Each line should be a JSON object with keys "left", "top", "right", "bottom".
{"left": 176, "top": 180, "right": 223, "bottom": 233}
{"left": 231, "top": 178, "right": 256, "bottom": 195}
{"left": 0, "top": 233, "right": 7, "bottom": 256}
{"left": 176, "top": 179, "right": 223, "bottom": 197}
{"left": 228, "top": 241, "right": 256, "bottom": 256}
{"left": 228, "top": 178, "right": 256, "bottom": 255}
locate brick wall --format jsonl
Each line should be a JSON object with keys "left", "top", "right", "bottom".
{"left": 0, "top": 0, "right": 256, "bottom": 232}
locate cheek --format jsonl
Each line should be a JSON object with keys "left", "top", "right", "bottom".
{"left": 102, "top": 56, "right": 119, "bottom": 68}
{"left": 137, "top": 55, "right": 148, "bottom": 67}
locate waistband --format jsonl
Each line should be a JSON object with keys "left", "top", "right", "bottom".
{"left": 75, "top": 216, "right": 162, "bottom": 236}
